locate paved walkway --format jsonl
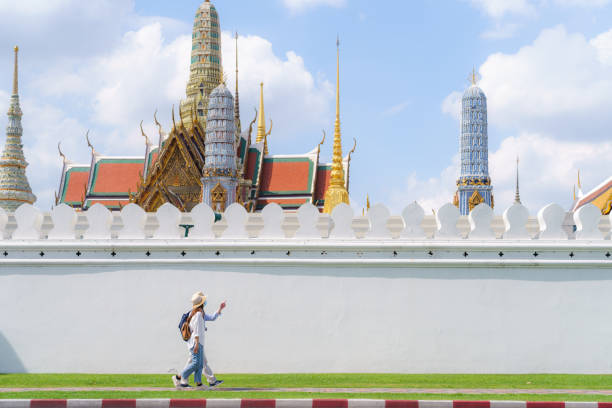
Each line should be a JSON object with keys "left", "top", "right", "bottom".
{"left": 1, "top": 387, "right": 612, "bottom": 395}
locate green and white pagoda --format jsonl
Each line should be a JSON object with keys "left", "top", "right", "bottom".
{"left": 0, "top": 46, "right": 36, "bottom": 212}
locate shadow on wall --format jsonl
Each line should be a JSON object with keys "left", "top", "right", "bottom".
{"left": 0, "top": 331, "right": 25, "bottom": 373}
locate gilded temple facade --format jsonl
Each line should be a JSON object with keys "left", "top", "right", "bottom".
{"left": 0, "top": 46, "right": 36, "bottom": 212}
{"left": 56, "top": 0, "right": 352, "bottom": 213}
{"left": 453, "top": 70, "right": 494, "bottom": 215}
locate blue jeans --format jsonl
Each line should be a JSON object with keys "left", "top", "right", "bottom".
{"left": 181, "top": 344, "right": 203, "bottom": 385}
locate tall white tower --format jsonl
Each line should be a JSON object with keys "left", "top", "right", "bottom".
{"left": 455, "top": 69, "right": 493, "bottom": 215}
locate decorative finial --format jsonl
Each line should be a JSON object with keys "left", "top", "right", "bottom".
{"left": 140, "top": 120, "right": 151, "bottom": 146}
{"left": 514, "top": 155, "right": 521, "bottom": 204}
{"left": 171, "top": 105, "right": 176, "bottom": 129}
{"left": 468, "top": 66, "right": 480, "bottom": 86}
{"left": 366, "top": 194, "right": 370, "bottom": 211}
{"left": 12, "top": 45, "right": 19, "bottom": 95}
{"left": 247, "top": 107, "right": 257, "bottom": 144}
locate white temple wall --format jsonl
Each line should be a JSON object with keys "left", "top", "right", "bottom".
{"left": 1, "top": 201, "right": 611, "bottom": 373}
{"left": 1, "top": 255, "right": 612, "bottom": 374}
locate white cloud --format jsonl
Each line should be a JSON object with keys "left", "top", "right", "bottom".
{"left": 441, "top": 91, "right": 462, "bottom": 122}
{"left": 591, "top": 28, "right": 612, "bottom": 65}
{"left": 283, "top": 0, "right": 347, "bottom": 13}
{"left": 389, "top": 157, "right": 459, "bottom": 214}
{"left": 221, "top": 32, "right": 333, "bottom": 141}
{"left": 477, "top": 25, "right": 612, "bottom": 139}
{"left": 382, "top": 101, "right": 411, "bottom": 117}
{"left": 469, "top": 0, "right": 535, "bottom": 18}
{"left": 554, "top": 0, "right": 611, "bottom": 6}
{"left": 489, "top": 133, "right": 612, "bottom": 212}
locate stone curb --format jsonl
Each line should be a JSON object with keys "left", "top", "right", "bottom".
{"left": 0, "top": 400, "right": 609, "bottom": 408}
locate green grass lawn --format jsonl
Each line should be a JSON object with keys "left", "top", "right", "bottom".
{"left": 1, "top": 391, "right": 612, "bottom": 401}
{"left": 1, "top": 373, "right": 612, "bottom": 389}
{"left": 2, "top": 374, "right": 612, "bottom": 401}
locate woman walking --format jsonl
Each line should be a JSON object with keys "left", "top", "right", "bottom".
{"left": 173, "top": 292, "right": 226, "bottom": 388}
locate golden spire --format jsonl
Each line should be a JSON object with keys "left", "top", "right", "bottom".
{"left": 12, "top": 46, "right": 18, "bottom": 95}
{"left": 256, "top": 82, "right": 272, "bottom": 154}
{"left": 323, "top": 35, "right": 350, "bottom": 214}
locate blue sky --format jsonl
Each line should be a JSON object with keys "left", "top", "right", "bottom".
{"left": 0, "top": 0, "right": 611, "bottom": 213}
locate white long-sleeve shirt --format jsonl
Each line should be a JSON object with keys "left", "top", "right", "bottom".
{"left": 187, "top": 310, "right": 221, "bottom": 349}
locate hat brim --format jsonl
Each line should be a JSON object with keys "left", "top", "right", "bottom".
{"left": 193, "top": 296, "right": 207, "bottom": 309}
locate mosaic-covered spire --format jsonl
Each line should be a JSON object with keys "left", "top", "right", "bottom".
{"left": 0, "top": 46, "right": 36, "bottom": 211}
{"left": 323, "top": 37, "right": 350, "bottom": 214}
{"left": 454, "top": 67, "right": 493, "bottom": 215}
{"left": 180, "top": 0, "right": 223, "bottom": 129}
{"left": 201, "top": 82, "right": 237, "bottom": 212}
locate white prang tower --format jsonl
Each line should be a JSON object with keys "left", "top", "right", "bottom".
{"left": 454, "top": 68, "right": 493, "bottom": 215}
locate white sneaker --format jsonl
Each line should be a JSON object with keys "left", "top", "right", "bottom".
{"left": 172, "top": 375, "right": 181, "bottom": 388}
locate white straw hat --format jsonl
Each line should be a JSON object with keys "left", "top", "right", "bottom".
{"left": 191, "top": 292, "right": 207, "bottom": 309}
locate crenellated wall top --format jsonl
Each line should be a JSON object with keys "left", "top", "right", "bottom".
{"left": 0, "top": 201, "right": 609, "bottom": 243}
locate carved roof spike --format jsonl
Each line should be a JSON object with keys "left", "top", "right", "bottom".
{"left": 178, "top": 100, "right": 185, "bottom": 128}
{"left": 347, "top": 137, "right": 356, "bottom": 163}
{"left": 85, "top": 130, "right": 96, "bottom": 156}
{"left": 247, "top": 107, "right": 257, "bottom": 139}
{"left": 318, "top": 129, "right": 326, "bottom": 153}
{"left": 154, "top": 109, "right": 165, "bottom": 138}
{"left": 140, "top": 120, "right": 151, "bottom": 146}
{"left": 171, "top": 105, "right": 176, "bottom": 130}
{"left": 58, "top": 141, "right": 68, "bottom": 164}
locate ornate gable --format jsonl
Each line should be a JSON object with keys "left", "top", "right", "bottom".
{"left": 133, "top": 119, "right": 205, "bottom": 212}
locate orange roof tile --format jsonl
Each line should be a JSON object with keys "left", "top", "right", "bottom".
{"left": 259, "top": 158, "right": 314, "bottom": 195}
{"left": 60, "top": 166, "right": 90, "bottom": 206}
{"left": 90, "top": 159, "right": 144, "bottom": 195}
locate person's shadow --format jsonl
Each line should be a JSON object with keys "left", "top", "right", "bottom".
{"left": 0, "top": 331, "right": 25, "bottom": 373}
